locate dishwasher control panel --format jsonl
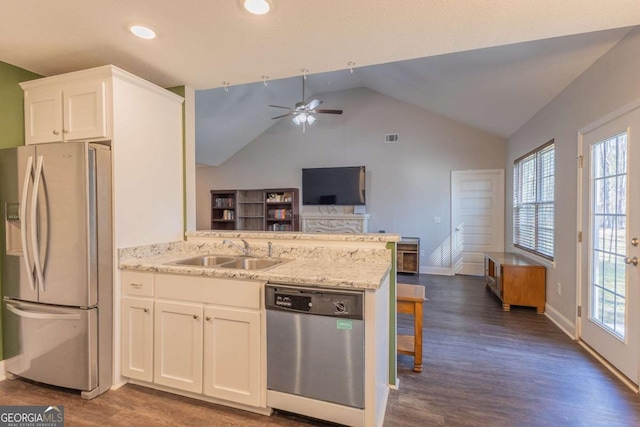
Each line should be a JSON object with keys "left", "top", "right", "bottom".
{"left": 274, "top": 293, "right": 312, "bottom": 311}
{"left": 266, "top": 285, "right": 364, "bottom": 320}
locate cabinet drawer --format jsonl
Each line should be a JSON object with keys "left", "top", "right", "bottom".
{"left": 122, "top": 271, "right": 154, "bottom": 297}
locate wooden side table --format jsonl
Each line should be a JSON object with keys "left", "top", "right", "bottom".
{"left": 397, "top": 283, "right": 425, "bottom": 373}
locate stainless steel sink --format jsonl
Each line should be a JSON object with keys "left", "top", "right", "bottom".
{"left": 168, "top": 255, "right": 238, "bottom": 267}
{"left": 219, "top": 258, "right": 283, "bottom": 270}
{"left": 165, "top": 255, "right": 287, "bottom": 270}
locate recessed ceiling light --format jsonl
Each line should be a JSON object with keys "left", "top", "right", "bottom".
{"left": 129, "top": 25, "right": 156, "bottom": 40}
{"left": 243, "top": 0, "right": 272, "bottom": 15}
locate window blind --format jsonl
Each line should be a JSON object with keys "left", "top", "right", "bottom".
{"left": 513, "top": 140, "right": 555, "bottom": 260}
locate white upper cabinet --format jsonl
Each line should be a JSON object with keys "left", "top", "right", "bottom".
{"left": 23, "top": 78, "right": 107, "bottom": 144}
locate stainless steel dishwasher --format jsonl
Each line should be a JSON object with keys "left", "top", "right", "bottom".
{"left": 266, "top": 284, "right": 365, "bottom": 409}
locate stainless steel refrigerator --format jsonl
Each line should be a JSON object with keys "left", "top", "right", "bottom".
{"left": 0, "top": 141, "right": 112, "bottom": 399}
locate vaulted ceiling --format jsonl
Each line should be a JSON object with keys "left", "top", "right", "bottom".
{"left": 195, "top": 27, "right": 632, "bottom": 165}
{"left": 1, "top": 1, "right": 639, "bottom": 165}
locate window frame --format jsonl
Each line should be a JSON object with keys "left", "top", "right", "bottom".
{"left": 513, "top": 139, "right": 555, "bottom": 261}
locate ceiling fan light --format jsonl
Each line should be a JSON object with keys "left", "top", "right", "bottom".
{"left": 292, "top": 115, "right": 301, "bottom": 125}
{"left": 243, "top": 0, "right": 271, "bottom": 15}
{"left": 306, "top": 115, "right": 316, "bottom": 125}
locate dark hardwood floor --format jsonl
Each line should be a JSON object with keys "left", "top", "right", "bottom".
{"left": 2, "top": 274, "right": 640, "bottom": 426}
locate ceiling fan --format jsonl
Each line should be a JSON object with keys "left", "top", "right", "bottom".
{"left": 269, "top": 76, "right": 343, "bottom": 132}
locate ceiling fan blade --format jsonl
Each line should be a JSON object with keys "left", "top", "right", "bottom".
{"left": 272, "top": 112, "right": 292, "bottom": 119}
{"left": 305, "top": 99, "right": 322, "bottom": 110}
{"left": 316, "top": 109, "right": 343, "bottom": 115}
{"left": 269, "top": 104, "right": 291, "bottom": 109}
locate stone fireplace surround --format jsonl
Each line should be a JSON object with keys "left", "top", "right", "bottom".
{"left": 300, "top": 213, "right": 370, "bottom": 233}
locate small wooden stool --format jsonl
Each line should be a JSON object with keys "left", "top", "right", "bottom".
{"left": 397, "top": 283, "right": 425, "bottom": 373}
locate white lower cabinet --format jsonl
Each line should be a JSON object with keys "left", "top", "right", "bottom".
{"left": 203, "top": 306, "right": 261, "bottom": 406}
{"left": 121, "top": 297, "right": 154, "bottom": 382}
{"left": 121, "top": 271, "right": 265, "bottom": 409}
{"left": 153, "top": 300, "right": 203, "bottom": 393}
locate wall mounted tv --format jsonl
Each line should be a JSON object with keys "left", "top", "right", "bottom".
{"left": 302, "top": 166, "right": 366, "bottom": 205}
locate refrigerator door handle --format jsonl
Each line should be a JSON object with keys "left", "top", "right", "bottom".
{"left": 31, "top": 155, "right": 46, "bottom": 292}
{"left": 5, "top": 302, "right": 81, "bottom": 321}
{"left": 20, "top": 155, "right": 36, "bottom": 292}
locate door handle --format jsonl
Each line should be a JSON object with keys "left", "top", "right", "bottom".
{"left": 21, "top": 156, "right": 36, "bottom": 292}
{"left": 624, "top": 257, "right": 638, "bottom": 266}
{"left": 6, "top": 303, "right": 81, "bottom": 320}
{"left": 31, "top": 155, "right": 45, "bottom": 292}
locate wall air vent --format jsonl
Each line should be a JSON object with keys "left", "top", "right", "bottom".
{"left": 384, "top": 133, "right": 399, "bottom": 143}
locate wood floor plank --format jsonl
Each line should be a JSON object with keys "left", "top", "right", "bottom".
{"left": 1, "top": 274, "right": 640, "bottom": 426}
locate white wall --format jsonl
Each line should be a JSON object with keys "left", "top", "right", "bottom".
{"left": 184, "top": 86, "right": 197, "bottom": 232}
{"left": 196, "top": 88, "right": 506, "bottom": 270}
{"left": 506, "top": 28, "right": 640, "bottom": 334}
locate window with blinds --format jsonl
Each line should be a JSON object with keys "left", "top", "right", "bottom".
{"left": 513, "top": 140, "right": 555, "bottom": 260}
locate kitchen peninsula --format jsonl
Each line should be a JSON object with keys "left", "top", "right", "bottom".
{"left": 118, "top": 231, "right": 399, "bottom": 427}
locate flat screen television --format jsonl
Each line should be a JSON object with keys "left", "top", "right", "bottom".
{"left": 302, "top": 166, "right": 366, "bottom": 205}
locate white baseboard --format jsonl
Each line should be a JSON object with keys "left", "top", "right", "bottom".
{"left": 578, "top": 341, "right": 639, "bottom": 393}
{"left": 111, "top": 377, "right": 128, "bottom": 390}
{"left": 419, "top": 266, "right": 453, "bottom": 275}
{"left": 544, "top": 303, "right": 576, "bottom": 339}
{"left": 0, "top": 360, "right": 5, "bottom": 381}
{"left": 389, "top": 377, "right": 400, "bottom": 390}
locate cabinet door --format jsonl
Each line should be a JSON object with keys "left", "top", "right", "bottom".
{"left": 154, "top": 301, "right": 203, "bottom": 393}
{"left": 203, "top": 306, "right": 261, "bottom": 406}
{"left": 63, "top": 80, "right": 108, "bottom": 141}
{"left": 121, "top": 297, "right": 154, "bottom": 382}
{"left": 24, "top": 88, "right": 63, "bottom": 144}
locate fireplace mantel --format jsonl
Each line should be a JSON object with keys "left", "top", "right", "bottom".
{"left": 300, "top": 213, "right": 370, "bottom": 234}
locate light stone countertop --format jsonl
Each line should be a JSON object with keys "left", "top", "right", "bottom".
{"left": 186, "top": 230, "right": 400, "bottom": 243}
{"left": 120, "top": 251, "right": 391, "bottom": 290}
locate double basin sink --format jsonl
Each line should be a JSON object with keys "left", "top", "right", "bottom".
{"left": 165, "top": 254, "right": 287, "bottom": 271}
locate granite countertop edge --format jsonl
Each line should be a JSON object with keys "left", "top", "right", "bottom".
{"left": 120, "top": 253, "right": 391, "bottom": 291}
{"left": 186, "top": 230, "right": 401, "bottom": 243}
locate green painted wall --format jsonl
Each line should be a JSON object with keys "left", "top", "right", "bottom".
{"left": 166, "top": 86, "right": 187, "bottom": 237}
{"left": 0, "top": 61, "right": 41, "bottom": 360}
{"left": 387, "top": 242, "right": 398, "bottom": 386}
{"left": 0, "top": 61, "right": 41, "bottom": 148}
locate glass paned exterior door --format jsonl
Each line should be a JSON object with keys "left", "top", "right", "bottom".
{"left": 590, "top": 133, "right": 627, "bottom": 339}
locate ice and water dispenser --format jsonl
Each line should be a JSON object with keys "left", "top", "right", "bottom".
{"left": 5, "top": 202, "right": 22, "bottom": 255}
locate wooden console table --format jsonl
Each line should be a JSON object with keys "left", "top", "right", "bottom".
{"left": 484, "top": 252, "right": 546, "bottom": 314}
{"left": 397, "top": 283, "right": 425, "bottom": 372}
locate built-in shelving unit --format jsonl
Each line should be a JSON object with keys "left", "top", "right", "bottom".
{"left": 265, "top": 190, "right": 298, "bottom": 231}
{"left": 210, "top": 188, "right": 299, "bottom": 231}
{"left": 237, "top": 190, "right": 265, "bottom": 231}
{"left": 210, "top": 190, "right": 237, "bottom": 230}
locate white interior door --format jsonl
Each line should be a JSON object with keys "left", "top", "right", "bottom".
{"left": 451, "top": 169, "right": 504, "bottom": 276}
{"left": 579, "top": 105, "right": 640, "bottom": 385}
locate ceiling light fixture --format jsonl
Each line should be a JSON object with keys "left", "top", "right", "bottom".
{"left": 243, "top": 0, "right": 272, "bottom": 15}
{"left": 129, "top": 25, "right": 156, "bottom": 39}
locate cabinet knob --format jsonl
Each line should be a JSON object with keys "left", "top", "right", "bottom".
{"left": 144, "top": 308, "right": 149, "bottom": 313}
{"left": 193, "top": 315, "right": 199, "bottom": 320}
{"left": 205, "top": 316, "right": 211, "bottom": 321}
{"left": 62, "top": 128, "right": 68, "bottom": 134}
{"left": 52, "top": 130, "right": 59, "bottom": 135}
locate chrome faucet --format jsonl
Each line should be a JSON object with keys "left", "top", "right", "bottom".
{"left": 223, "top": 239, "right": 251, "bottom": 256}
